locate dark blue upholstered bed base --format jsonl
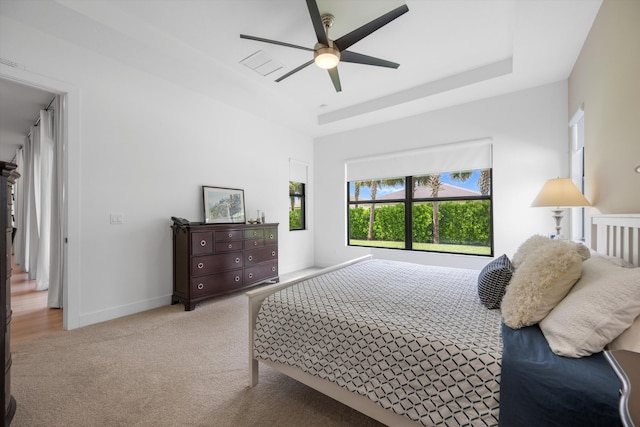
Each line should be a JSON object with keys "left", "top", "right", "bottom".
{"left": 500, "top": 323, "right": 622, "bottom": 427}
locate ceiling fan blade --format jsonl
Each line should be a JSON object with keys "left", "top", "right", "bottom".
{"left": 306, "top": 0, "right": 329, "bottom": 46}
{"left": 275, "top": 60, "right": 315, "bottom": 82}
{"left": 340, "top": 50, "right": 400, "bottom": 69}
{"left": 334, "top": 4, "right": 409, "bottom": 51}
{"left": 240, "top": 34, "right": 314, "bottom": 52}
{"left": 328, "top": 67, "right": 342, "bottom": 92}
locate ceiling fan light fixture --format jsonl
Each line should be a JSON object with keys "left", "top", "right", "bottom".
{"left": 240, "top": 1, "right": 409, "bottom": 91}
{"left": 314, "top": 46, "right": 340, "bottom": 69}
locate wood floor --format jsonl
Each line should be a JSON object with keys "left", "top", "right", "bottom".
{"left": 10, "top": 259, "right": 63, "bottom": 345}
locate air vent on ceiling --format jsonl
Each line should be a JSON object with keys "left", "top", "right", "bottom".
{"left": 240, "top": 50, "right": 283, "bottom": 77}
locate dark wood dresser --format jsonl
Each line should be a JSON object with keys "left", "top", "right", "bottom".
{"left": 172, "top": 222, "right": 279, "bottom": 310}
{"left": 1, "top": 162, "right": 18, "bottom": 426}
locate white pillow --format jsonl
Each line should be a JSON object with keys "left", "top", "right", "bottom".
{"left": 608, "top": 314, "right": 640, "bottom": 352}
{"left": 589, "top": 249, "right": 636, "bottom": 268}
{"left": 502, "top": 240, "right": 583, "bottom": 329}
{"left": 540, "top": 256, "right": 640, "bottom": 357}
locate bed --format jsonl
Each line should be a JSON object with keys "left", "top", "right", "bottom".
{"left": 247, "top": 214, "right": 640, "bottom": 426}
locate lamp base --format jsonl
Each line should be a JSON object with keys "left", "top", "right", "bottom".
{"left": 550, "top": 208, "right": 565, "bottom": 239}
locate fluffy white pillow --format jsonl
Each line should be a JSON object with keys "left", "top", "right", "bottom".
{"left": 502, "top": 240, "right": 583, "bottom": 329}
{"left": 608, "top": 314, "right": 640, "bottom": 352}
{"left": 573, "top": 242, "right": 591, "bottom": 261}
{"left": 511, "top": 235, "right": 590, "bottom": 269}
{"left": 540, "top": 257, "right": 640, "bottom": 357}
{"left": 511, "top": 235, "right": 551, "bottom": 268}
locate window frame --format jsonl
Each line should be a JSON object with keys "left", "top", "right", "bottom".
{"left": 347, "top": 172, "right": 494, "bottom": 256}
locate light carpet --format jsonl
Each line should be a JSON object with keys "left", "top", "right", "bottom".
{"left": 10, "top": 292, "right": 384, "bottom": 427}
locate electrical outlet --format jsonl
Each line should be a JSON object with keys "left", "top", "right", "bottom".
{"left": 110, "top": 213, "right": 124, "bottom": 224}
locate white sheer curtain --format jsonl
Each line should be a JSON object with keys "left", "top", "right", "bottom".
{"left": 26, "top": 122, "right": 40, "bottom": 281}
{"left": 13, "top": 148, "right": 24, "bottom": 272}
{"left": 14, "top": 95, "right": 64, "bottom": 307}
{"left": 35, "top": 108, "right": 54, "bottom": 291}
{"left": 48, "top": 96, "right": 65, "bottom": 308}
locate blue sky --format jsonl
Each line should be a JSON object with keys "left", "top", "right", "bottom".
{"left": 350, "top": 170, "right": 484, "bottom": 199}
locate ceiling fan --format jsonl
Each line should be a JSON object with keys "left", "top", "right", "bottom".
{"left": 240, "top": 0, "right": 409, "bottom": 92}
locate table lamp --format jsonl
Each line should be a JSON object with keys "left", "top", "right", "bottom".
{"left": 531, "top": 178, "right": 591, "bottom": 239}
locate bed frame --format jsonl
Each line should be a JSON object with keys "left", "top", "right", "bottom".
{"left": 591, "top": 214, "right": 640, "bottom": 267}
{"left": 247, "top": 214, "right": 640, "bottom": 426}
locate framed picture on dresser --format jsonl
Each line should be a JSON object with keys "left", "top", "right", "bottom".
{"left": 202, "top": 186, "right": 246, "bottom": 224}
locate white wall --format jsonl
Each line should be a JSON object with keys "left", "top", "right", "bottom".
{"left": 314, "top": 81, "right": 570, "bottom": 271}
{"left": 569, "top": 0, "right": 640, "bottom": 236}
{"left": 0, "top": 16, "right": 315, "bottom": 328}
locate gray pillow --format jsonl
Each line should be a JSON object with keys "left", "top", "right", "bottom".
{"left": 478, "top": 254, "right": 513, "bottom": 309}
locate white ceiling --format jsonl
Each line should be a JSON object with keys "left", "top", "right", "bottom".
{"left": 0, "top": 78, "right": 56, "bottom": 161}
{"left": 0, "top": 0, "right": 602, "bottom": 159}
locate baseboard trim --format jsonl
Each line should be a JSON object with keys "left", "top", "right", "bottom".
{"left": 77, "top": 295, "right": 172, "bottom": 328}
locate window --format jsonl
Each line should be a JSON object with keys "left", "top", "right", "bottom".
{"left": 570, "top": 107, "right": 585, "bottom": 241}
{"left": 289, "top": 158, "right": 308, "bottom": 231}
{"left": 289, "top": 181, "right": 305, "bottom": 230}
{"left": 348, "top": 169, "right": 493, "bottom": 256}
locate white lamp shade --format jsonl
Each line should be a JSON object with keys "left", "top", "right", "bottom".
{"left": 531, "top": 178, "right": 591, "bottom": 207}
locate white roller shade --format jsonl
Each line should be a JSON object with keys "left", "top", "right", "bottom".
{"left": 289, "top": 158, "right": 308, "bottom": 183}
{"left": 345, "top": 138, "right": 492, "bottom": 182}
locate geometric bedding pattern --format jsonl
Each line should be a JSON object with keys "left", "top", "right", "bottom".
{"left": 254, "top": 259, "right": 503, "bottom": 426}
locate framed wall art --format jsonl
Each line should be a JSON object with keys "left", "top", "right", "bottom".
{"left": 202, "top": 186, "right": 246, "bottom": 224}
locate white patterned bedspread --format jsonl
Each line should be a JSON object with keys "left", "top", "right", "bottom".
{"left": 254, "top": 259, "right": 503, "bottom": 426}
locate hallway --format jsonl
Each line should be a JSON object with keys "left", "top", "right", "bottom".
{"left": 11, "top": 259, "right": 63, "bottom": 345}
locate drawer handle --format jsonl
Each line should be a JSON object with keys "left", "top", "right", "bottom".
{"left": 197, "top": 283, "right": 204, "bottom": 290}
{"left": 271, "top": 251, "right": 276, "bottom": 257}
{"left": 228, "top": 243, "right": 232, "bottom": 249}
{"left": 200, "top": 240, "right": 207, "bottom": 247}
{"left": 248, "top": 255, "right": 253, "bottom": 261}
{"left": 271, "top": 266, "right": 276, "bottom": 272}
{"left": 248, "top": 273, "right": 253, "bottom": 279}
{"left": 253, "top": 231, "right": 257, "bottom": 236}
{"left": 269, "top": 234, "right": 274, "bottom": 239}
{"left": 234, "top": 276, "right": 240, "bottom": 282}
{"left": 228, "top": 233, "right": 233, "bottom": 238}
{"left": 254, "top": 241, "right": 258, "bottom": 246}
{"left": 235, "top": 257, "right": 240, "bottom": 264}
{"left": 197, "top": 262, "right": 204, "bottom": 269}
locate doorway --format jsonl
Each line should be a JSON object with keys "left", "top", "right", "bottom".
{"left": 0, "top": 77, "right": 62, "bottom": 338}
{"left": 0, "top": 66, "right": 81, "bottom": 331}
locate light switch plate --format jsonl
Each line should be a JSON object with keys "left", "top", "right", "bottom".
{"left": 110, "top": 213, "right": 123, "bottom": 224}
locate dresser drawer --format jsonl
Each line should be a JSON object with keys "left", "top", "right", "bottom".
{"left": 245, "top": 246, "right": 278, "bottom": 266}
{"left": 214, "top": 240, "right": 243, "bottom": 252}
{"left": 245, "top": 261, "right": 278, "bottom": 285}
{"left": 191, "top": 231, "right": 213, "bottom": 255}
{"left": 192, "top": 253, "right": 242, "bottom": 276}
{"left": 244, "top": 238, "right": 264, "bottom": 249}
{"left": 244, "top": 228, "right": 264, "bottom": 239}
{"left": 263, "top": 227, "right": 277, "bottom": 244}
{"left": 215, "top": 229, "right": 243, "bottom": 242}
{"left": 191, "top": 271, "right": 243, "bottom": 298}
